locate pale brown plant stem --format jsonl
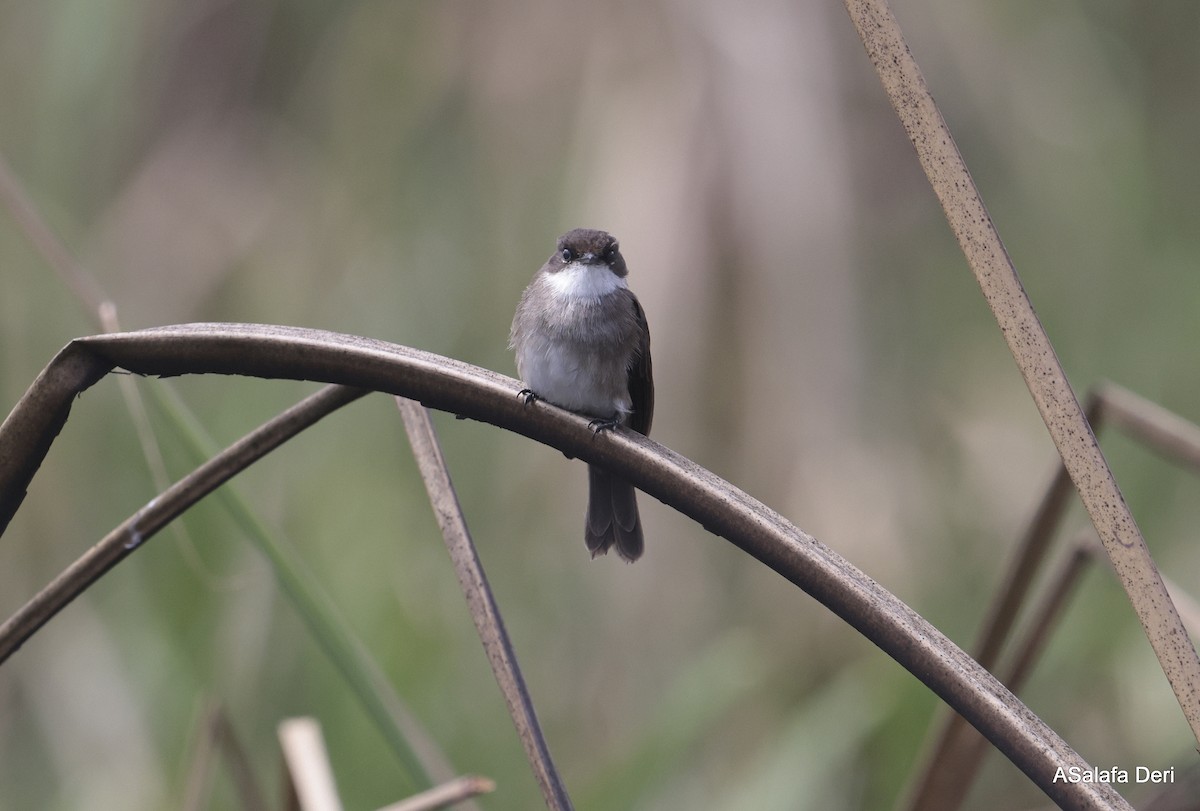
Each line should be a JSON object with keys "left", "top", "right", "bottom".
{"left": 278, "top": 718, "right": 344, "bottom": 811}
{"left": 396, "top": 398, "right": 573, "bottom": 811}
{"left": 181, "top": 700, "right": 269, "bottom": 811}
{"left": 1094, "top": 382, "right": 1200, "bottom": 473}
{"left": 0, "top": 151, "right": 109, "bottom": 315}
{"left": 374, "top": 775, "right": 496, "bottom": 811}
{"left": 842, "top": 0, "right": 1200, "bottom": 750}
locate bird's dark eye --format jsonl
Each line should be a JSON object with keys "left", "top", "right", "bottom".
{"left": 602, "top": 243, "right": 618, "bottom": 261}
{"left": 561, "top": 247, "right": 576, "bottom": 262}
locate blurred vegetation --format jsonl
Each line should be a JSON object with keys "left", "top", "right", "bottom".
{"left": 2, "top": 0, "right": 1199, "bottom": 808}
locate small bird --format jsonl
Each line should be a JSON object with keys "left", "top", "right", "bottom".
{"left": 509, "top": 228, "right": 654, "bottom": 561}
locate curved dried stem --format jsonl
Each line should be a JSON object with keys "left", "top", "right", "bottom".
{"left": 903, "top": 393, "right": 1101, "bottom": 811}
{"left": 0, "top": 323, "right": 1132, "bottom": 809}
{"left": 0, "top": 144, "right": 236, "bottom": 589}
{"left": 0, "top": 380, "right": 441, "bottom": 791}
{"left": 907, "top": 381, "right": 1200, "bottom": 809}
{"left": 842, "top": 0, "right": 1200, "bottom": 751}
{"left": 905, "top": 539, "right": 1099, "bottom": 811}
{"left": 0, "top": 382, "right": 367, "bottom": 662}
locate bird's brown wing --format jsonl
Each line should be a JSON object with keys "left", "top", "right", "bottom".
{"left": 627, "top": 294, "right": 654, "bottom": 437}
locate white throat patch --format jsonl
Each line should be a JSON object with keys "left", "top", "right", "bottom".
{"left": 544, "top": 262, "right": 628, "bottom": 300}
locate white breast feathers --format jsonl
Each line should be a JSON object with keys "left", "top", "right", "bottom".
{"left": 544, "top": 262, "right": 628, "bottom": 301}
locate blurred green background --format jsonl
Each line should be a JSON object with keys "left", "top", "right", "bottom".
{"left": 2, "top": 0, "right": 1199, "bottom": 808}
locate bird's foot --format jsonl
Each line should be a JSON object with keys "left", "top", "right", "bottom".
{"left": 588, "top": 415, "right": 621, "bottom": 435}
